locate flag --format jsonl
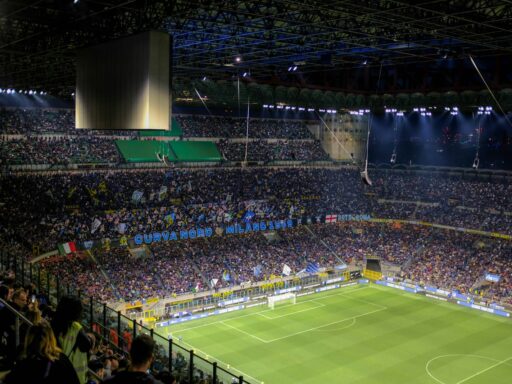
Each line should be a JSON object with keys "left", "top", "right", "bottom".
{"left": 306, "top": 262, "right": 319, "bottom": 274}
{"left": 243, "top": 210, "right": 255, "bottom": 222}
{"left": 222, "top": 270, "right": 231, "bottom": 282}
{"left": 282, "top": 264, "right": 292, "bottom": 276}
{"left": 164, "top": 213, "right": 175, "bottom": 226}
{"left": 119, "top": 236, "right": 128, "bottom": 247}
{"left": 118, "top": 223, "right": 126, "bottom": 234}
{"left": 158, "top": 186, "right": 168, "bottom": 201}
{"left": 325, "top": 214, "right": 337, "bottom": 224}
{"left": 91, "top": 218, "right": 101, "bottom": 234}
{"left": 210, "top": 278, "right": 219, "bottom": 288}
{"left": 67, "top": 186, "right": 77, "bottom": 199}
{"left": 98, "top": 181, "right": 108, "bottom": 193}
{"left": 131, "top": 190, "right": 144, "bottom": 203}
{"left": 253, "top": 264, "right": 262, "bottom": 277}
{"left": 58, "top": 242, "right": 76, "bottom": 255}
{"left": 192, "top": 282, "right": 201, "bottom": 292}
{"left": 83, "top": 240, "right": 93, "bottom": 250}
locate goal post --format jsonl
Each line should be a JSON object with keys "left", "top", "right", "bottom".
{"left": 268, "top": 292, "right": 297, "bottom": 309}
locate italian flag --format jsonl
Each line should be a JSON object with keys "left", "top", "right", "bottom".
{"left": 58, "top": 241, "right": 77, "bottom": 255}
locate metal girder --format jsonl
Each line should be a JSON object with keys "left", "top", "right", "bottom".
{"left": 1, "top": 0, "right": 512, "bottom": 93}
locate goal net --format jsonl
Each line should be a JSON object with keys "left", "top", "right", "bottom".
{"left": 268, "top": 292, "right": 297, "bottom": 309}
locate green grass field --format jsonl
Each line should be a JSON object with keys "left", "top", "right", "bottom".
{"left": 162, "top": 284, "right": 512, "bottom": 384}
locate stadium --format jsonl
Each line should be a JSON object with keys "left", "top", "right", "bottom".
{"left": 1, "top": 1, "right": 512, "bottom": 383}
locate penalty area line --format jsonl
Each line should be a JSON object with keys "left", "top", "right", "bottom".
{"left": 456, "top": 356, "right": 512, "bottom": 384}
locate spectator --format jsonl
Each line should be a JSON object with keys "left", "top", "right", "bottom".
{"left": 51, "top": 296, "right": 93, "bottom": 384}
{"left": 103, "top": 334, "right": 164, "bottom": 384}
{"left": 3, "top": 322, "right": 80, "bottom": 384}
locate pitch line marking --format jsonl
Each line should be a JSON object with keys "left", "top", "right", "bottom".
{"left": 425, "top": 354, "right": 512, "bottom": 384}
{"left": 263, "top": 307, "right": 386, "bottom": 343}
{"left": 219, "top": 321, "right": 269, "bottom": 343}
{"left": 173, "top": 285, "right": 369, "bottom": 333}
{"left": 177, "top": 338, "right": 264, "bottom": 384}
{"left": 258, "top": 300, "right": 326, "bottom": 320}
{"left": 311, "top": 317, "right": 356, "bottom": 332}
{"left": 456, "top": 356, "right": 512, "bottom": 384}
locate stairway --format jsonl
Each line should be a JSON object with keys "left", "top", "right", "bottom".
{"left": 85, "top": 249, "right": 121, "bottom": 299}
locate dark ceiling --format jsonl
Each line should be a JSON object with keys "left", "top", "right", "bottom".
{"left": 2, "top": 0, "right": 512, "bottom": 94}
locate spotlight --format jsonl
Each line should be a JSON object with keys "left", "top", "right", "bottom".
{"left": 390, "top": 153, "right": 397, "bottom": 164}
{"left": 235, "top": 56, "right": 241, "bottom": 63}
{"left": 242, "top": 72, "right": 248, "bottom": 77}
{"left": 288, "top": 67, "right": 292, "bottom": 72}
{"left": 292, "top": 66, "right": 298, "bottom": 71}
{"left": 362, "top": 59, "right": 368, "bottom": 65}
{"left": 202, "top": 76, "right": 207, "bottom": 81}
{"left": 472, "top": 157, "right": 479, "bottom": 169}
{"left": 307, "top": 108, "right": 315, "bottom": 112}
{"left": 298, "top": 107, "right": 305, "bottom": 111}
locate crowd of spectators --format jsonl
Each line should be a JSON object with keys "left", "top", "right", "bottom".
{"left": 1, "top": 108, "right": 329, "bottom": 164}
{"left": 175, "top": 115, "right": 313, "bottom": 138}
{"left": 26, "top": 222, "right": 511, "bottom": 306}
{"left": 0, "top": 108, "right": 74, "bottom": 134}
{"left": 1, "top": 167, "right": 512, "bottom": 261}
{"left": 218, "top": 139, "right": 329, "bottom": 162}
{"left": 1, "top": 107, "right": 511, "bottom": 308}
{"left": 0, "top": 271, "right": 219, "bottom": 383}
{"left": 0, "top": 136, "right": 120, "bottom": 165}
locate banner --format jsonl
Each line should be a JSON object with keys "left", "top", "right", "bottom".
{"left": 118, "top": 223, "right": 127, "bottom": 234}
{"left": 282, "top": 264, "right": 292, "bottom": 276}
{"left": 253, "top": 264, "right": 262, "bottom": 277}
{"left": 131, "top": 190, "right": 144, "bottom": 203}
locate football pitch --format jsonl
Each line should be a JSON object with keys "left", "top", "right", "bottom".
{"left": 161, "top": 284, "right": 512, "bottom": 384}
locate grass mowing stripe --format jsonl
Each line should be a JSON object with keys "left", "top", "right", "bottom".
{"left": 159, "top": 284, "right": 512, "bottom": 384}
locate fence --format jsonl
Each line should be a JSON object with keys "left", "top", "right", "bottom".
{"left": 0, "top": 251, "right": 250, "bottom": 384}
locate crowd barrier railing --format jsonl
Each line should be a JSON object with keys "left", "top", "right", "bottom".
{"left": 0, "top": 251, "right": 251, "bottom": 384}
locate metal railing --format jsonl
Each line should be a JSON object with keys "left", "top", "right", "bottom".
{"left": 0, "top": 252, "right": 251, "bottom": 383}
{"left": 0, "top": 298, "right": 103, "bottom": 383}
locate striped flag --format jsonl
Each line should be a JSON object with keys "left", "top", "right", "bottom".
{"left": 58, "top": 242, "right": 76, "bottom": 255}
{"left": 325, "top": 214, "right": 337, "bottom": 223}
{"left": 306, "top": 262, "right": 319, "bottom": 274}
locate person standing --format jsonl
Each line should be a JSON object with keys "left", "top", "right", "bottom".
{"left": 51, "top": 296, "right": 93, "bottom": 384}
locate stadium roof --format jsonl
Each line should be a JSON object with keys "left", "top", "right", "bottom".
{"left": 2, "top": 0, "right": 512, "bottom": 94}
